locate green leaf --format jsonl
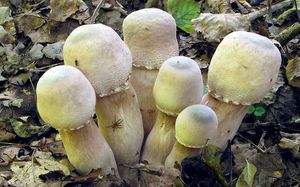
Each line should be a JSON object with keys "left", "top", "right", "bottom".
{"left": 254, "top": 106, "right": 266, "bottom": 117}
{"left": 247, "top": 105, "right": 255, "bottom": 114}
{"left": 236, "top": 160, "right": 257, "bottom": 187}
{"left": 167, "top": 0, "right": 200, "bottom": 33}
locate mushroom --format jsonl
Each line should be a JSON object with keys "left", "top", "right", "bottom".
{"left": 36, "top": 65, "right": 119, "bottom": 176}
{"left": 123, "top": 8, "right": 179, "bottom": 136}
{"left": 63, "top": 24, "right": 143, "bottom": 184}
{"left": 165, "top": 104, "right": 218, "bottom": 167}
{"left": 142, "top": 56, "right": 203, "bottom": 164}
{"left": 202, "top": 31, "right": 281, "bottom": 150}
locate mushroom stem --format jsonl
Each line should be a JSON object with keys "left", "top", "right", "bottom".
{"left": 201, "top": 94, "right": 248, "bottom": 149}
{"left": 141, "top": 110, "right": 176, "bottom": 164}
{"left": 59, "top": 119, "right": 119, "bottom": 176}
{"left": 130, "top": 67, "right": 158, "bottom": 136}
{"left": 95, "top": 84, "right": 144, "bottom": 183}
{"left": 165, "top": 141, "right": 200, "bottom": 167}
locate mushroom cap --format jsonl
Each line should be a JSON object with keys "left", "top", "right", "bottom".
{"left": 153, "top": 56, "right": 203, "bottom": 116}
{"left": 63, "top": 24, "right": 132, "bottom": 97}
{"left": 175, "top": 104, "right": 218, "bottom": 148}
{"left": 36, "top": 65, "right": 96, "bottom": 130}
{"left": 123, "top": 8, "right": 179, "bottom": 69}
{"left": 208, "top": 31, "right": 281, "bottom": 105}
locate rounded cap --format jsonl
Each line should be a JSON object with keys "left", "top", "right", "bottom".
{"left": 175, "top": 104, "right": 218, "bottom": 148}
{"left": 208, "top": 31, "right": 281, "bottom": 105}
{"left": 123, "top": 8, "right": 179, "bottom": 69}
{"left": 153, "top": 56, "right": 203, "bottom": 116}
{"left": 63, "top": 24, "right": 132, "bottom": 97}
{"left": 36, "top": 65, "right": 96, "bottom": 130}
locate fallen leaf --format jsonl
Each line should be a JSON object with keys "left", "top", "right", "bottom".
{"left": 236, "top": 160, "right": 257, "bottom": 187}
{"left": 29, "top": 44, "right": 44, "bottom": 60}
{"left": 168, "top": 0, "right": 201, "bottom": 33}
{"left": 42, "top": 41, "right": 64, "bottom": 61}
{"left": 279, "top": 132, "right": 300, "bottom": 158}
{"left": 8, "top": 150, "right": 70, "bottom": 186}
{"left": 192, "top": 13, "right": 250, "bottom": 42}
{"left": 10, "top": 118, "right": 44, "bottom": 138}
{"left": 286, "top": 56, "right": 300, "bottom": 88}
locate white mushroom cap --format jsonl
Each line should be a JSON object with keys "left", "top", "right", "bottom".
{"left": 208, "top": 31, "right": 281, "bottom": 105}
{"left": 175, "top": 104, "right": 218, "bottom": 148}
{"left": 153, "top": 56, "right": 203, "bottom": 116}
{"left": 36, "top": 65, "right": 96, "bottom": 130}
{"left": 123, "top": 8, "right": 178, "bottom": 69}
{"left": 63, "top": 24, "right": 132, "bottom": 97}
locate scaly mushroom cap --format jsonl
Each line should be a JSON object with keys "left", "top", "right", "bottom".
{"left": 36, "top": 65, "right": 96, "bottom": 130}
{"left": 208, "top": 31, "right": 281, "bottom": 105}
{"left": 123, "top": 8, "right": 178, "bottom": 69}
{"left": 153, "top": 56, "right": 203, "bottom": 116}
{"left": 63, "top": 24, "right": 132, "bottom": 97}
{"left": 175, "top": 104, "right": 218, "bottom": 148}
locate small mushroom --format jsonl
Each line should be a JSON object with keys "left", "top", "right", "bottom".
{"left": 142, "top": 56, "right": 203, "bottom": 164}
{"left": 36, "top": 65, "right": 119, "bottom": 176}
{"left": 123, "top": 8, "right": 179, "bottom": 136}
{"left": 63, "top": 24, "right": 143, "bottom": 184}
{"left": 202, "top": 31, "right": 281, "bottom": 149}
{"left": 165, "top": 104, "right": 218, "bottom": 167}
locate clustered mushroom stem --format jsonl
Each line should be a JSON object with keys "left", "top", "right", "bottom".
{"left": 165, "top": 141, "right": 200, "bottom": 167}
{"left": 201, "top": 94, "right": 248, "bottom": 149}
{"left": 142, "top": 110, "right": 176, "bottom": 164}
{"left": 130, "top": 67, "right": 159, "bottom": 136}
{"left": 59, "top": 120, "right": 120, "bottom": 177}
{"left": 95, "top": 83, "right": 144, "bottom": 185}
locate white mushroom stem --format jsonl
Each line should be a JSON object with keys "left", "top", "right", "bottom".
{"left": 141, "top": 110, "right": 176, "bottom": 164}
{"left": 59, "top": 119, "right": 120, "bottom": 176}
{"left": 130, "top": 67, "right": 158, "bottom": 136}
{"left": 201, "top": 94, "right": 248, "bottom": 149}
{"left": 165, "top": 141, "right": 201, "bottom": 167}
{"left": 95, "top": 84, "right": 144, "bottom": 182}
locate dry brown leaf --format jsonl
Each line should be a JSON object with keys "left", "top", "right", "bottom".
{"left": 192, "top": 13, "right": 250, "bottom": 42}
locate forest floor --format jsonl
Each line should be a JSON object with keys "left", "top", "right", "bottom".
{"left": 0, "top": 0, "right": 300, "bottom": 186}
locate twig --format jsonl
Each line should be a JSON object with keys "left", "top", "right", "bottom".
{"left": 247, "top": 0, "right": 293, "bottom": 21}
{"left": 275, "top": 22, "right": 300, "bottom": 46}
{"left": 237, "top": 133, "right": 266, "bottom": 153}
{"left": 120, "top": 163, "right": 163, "bottom": 176}
{"left": 90, "top": 0, "right": 106, "bottom": 24}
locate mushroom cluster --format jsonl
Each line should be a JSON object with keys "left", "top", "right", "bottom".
{"left": 35, "top": 8, "right": 282, "bottom": 187}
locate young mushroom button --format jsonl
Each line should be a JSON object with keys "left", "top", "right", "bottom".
{"left": 36, "top": 65, "right": 119, "bottom": 176}
{"left": 202, "top": 31, "right": 281, "bottom": 150}
{"left": 165, "top": 104, "right": 218, "bottom": 167}
{"left": 142, "top": 56, "right": 203, "bottom": 164}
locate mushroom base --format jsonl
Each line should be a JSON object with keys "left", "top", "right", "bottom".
{"left": 165, "top": 141, "right": 201, "bottom": 168}
{"left": 201, "top": 94, "right": 248, "bottom": 149}
{"left": 96, "top": 83, "right": 144, "bottom": 184}
{"left": 59, "top": 119, "right": 119, "bottom": 176}
{"left": 142, "top": 110, "right": 176, "bottom": 164}
{"left": 130, "top": 67, "right": 158, "bottom": 137}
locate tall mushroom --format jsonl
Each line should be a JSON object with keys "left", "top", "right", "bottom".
{"left": 36, "top": 65, "right": 119, "bottom": 176}
{"left": 63, "top": 24, "right": 143, "bottom": 184}
{"left": 142, "top": 56, "right": 203, "bottom": 164}
{"left": 202, "top": 31, "right": 281, "bottom": 150}
{"left": 165, "top": 104, "right": 218, "bottom": 167}
{"left": 123, "top": 8, "right": 179, "bottom": 136}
